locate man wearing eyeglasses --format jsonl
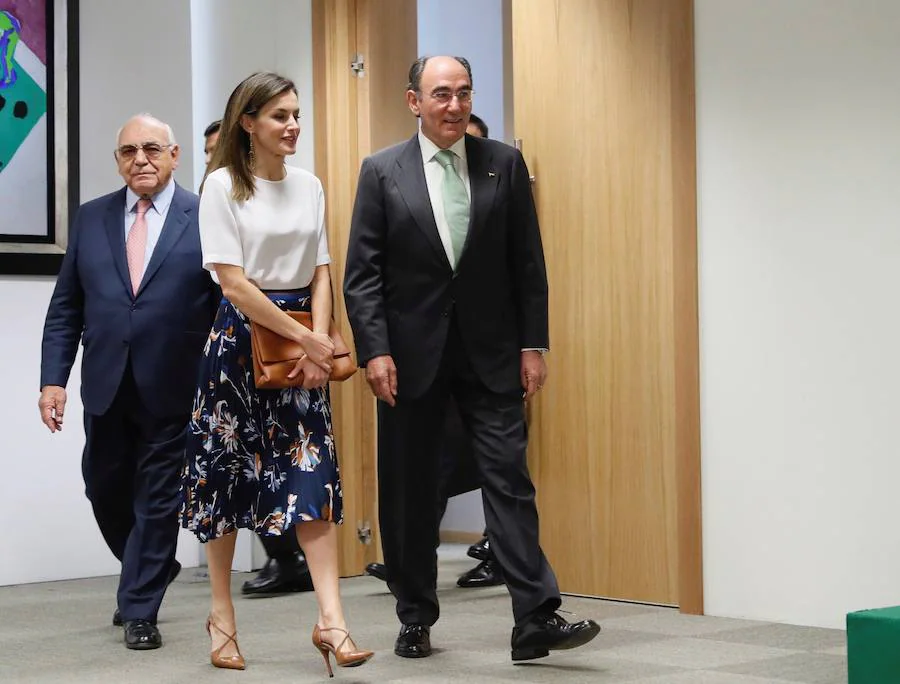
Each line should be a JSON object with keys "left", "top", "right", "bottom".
{"left": 363, "top": 111, "right": 504, "bottom": 592}
{"left": 344, "top": 56, "right": 601, "bottom": 663}
{"left": 39, "top": 114, "right": 218, "bottom": 651}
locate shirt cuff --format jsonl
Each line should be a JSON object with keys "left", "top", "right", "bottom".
{"left": 521, "top": 348, "right": 548, "bottom": 354}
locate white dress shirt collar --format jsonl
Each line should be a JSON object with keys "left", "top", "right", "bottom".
{"left": 125, "top": 178, "right": 176, "bottom": 215}
{"left": 418, "top": 131, "right": 468, "bottom": 167}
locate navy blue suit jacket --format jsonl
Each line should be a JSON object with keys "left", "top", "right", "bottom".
{"left": 41, "top": 183, "right": 218, "bottom": 417}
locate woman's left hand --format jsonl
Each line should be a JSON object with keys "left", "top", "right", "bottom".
{"left": 300, "top": 357, "right": 330, "bottom": 390}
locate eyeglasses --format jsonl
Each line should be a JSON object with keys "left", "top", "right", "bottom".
{"left": 116, "top": 142, "right": 174, "bottom": 161}
{"left": 426, "top": 89, "right": 474, "bottom": 105}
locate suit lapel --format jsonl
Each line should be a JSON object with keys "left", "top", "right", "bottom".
{"left": 395, "top": 136, "right": 453, "bottom": 271}
{"left": 104, "top": 188, "right": 132, "bottom": 296}
{"left": 459, "top": 137, "right": 498, "bottom": 266}
{"left": 136, "top": 185, "right": 191, "bottom": 297}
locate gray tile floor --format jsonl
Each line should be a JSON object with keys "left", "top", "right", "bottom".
{"left": 0, "top": 545, "right": 847, "bottom": 683}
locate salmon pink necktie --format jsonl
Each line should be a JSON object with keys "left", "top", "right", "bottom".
{"left": 126, "top": 198, "right": 150, "bottom": 295}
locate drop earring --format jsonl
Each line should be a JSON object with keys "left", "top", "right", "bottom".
{"left": 248, "top": 137, "right": 255, "bottom": 167}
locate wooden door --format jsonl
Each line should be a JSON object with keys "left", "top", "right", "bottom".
{"left": 511, "top": 0, "right": 702, "bottom": 611}
{"left": 312, "top": 0, "right": 418, "bottom": 576}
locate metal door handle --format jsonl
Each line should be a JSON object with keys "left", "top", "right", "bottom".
{"left": 513, "top": 138, "right": 537, "bottom": 184}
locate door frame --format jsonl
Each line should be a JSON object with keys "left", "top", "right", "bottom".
{"left": 311, "top": 0, "right": 419, "bottom": 577}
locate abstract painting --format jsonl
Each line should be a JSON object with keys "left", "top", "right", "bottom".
{"left": 0, "top": 0, "right": 78, "bottom": 275}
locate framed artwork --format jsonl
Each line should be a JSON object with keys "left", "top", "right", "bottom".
{"left": 0, "top": 0, "right": 79, "bottom": 275}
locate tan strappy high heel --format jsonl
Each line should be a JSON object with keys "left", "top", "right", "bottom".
{"left": 206, "top": 615, "right": 246, "bottom": 670}
{"left": 312, "top": 625, "right": 374, "bottom": 677}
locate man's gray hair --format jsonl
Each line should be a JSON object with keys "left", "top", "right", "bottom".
{"left": 116, "top": 113, "right": 177, "bottom": 146}
{"left": 407, "top": 56, "right": 473, "bottom": 94}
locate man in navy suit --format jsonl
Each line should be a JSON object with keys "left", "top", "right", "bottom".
{"left": 39, "top": 114, "right": 217, "bottom": 651}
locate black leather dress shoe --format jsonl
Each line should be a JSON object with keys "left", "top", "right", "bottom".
{"left": 510, "top": 612, "right": 601, "bottom": 661}
{"left": 457, "top": 559, "right": 505, "bottom": 588}
{"left": 241, "top": 556, "right": 313, "bottom": 596}
{"left": 123, "top": 620, "right": 162, "bottom": 650}
{"left": 113, "top": 560, "right": 182, "bottom": 626}
{"left": 467, "top": 536, "right": 491, "bottom": 561}
{"left": 394, "top": 624, "right": 431, "bottom": 658}
{"left": 365, "top": 562, "right": 387, "bottom": 582}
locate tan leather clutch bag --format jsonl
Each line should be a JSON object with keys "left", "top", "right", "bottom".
{"left": 250, "top": 311, "right": 357, "bottom": 389}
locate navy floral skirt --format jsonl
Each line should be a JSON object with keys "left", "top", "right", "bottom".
{"left": 180, "top": 288, "right": 343, "bottom": 542}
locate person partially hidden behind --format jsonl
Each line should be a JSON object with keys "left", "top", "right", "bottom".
{"left": 453, "top": 113, "right": 501, "bottom": 587}
{"left": 344, "top": 56, "right": 601, "bottom": 662}
{"left": 203, "top": 119, "right": 221, "bottom": 166}
{"left": 439, "top": 112, "right": 501, "bottom": 589}
{"left": 39, "top": 114, "right": 219, "bottom": 650}
{"left": 364, "top": 112, "right": 502, "bottom": 592}
{"left": 202, "top": 118, "right": 314, "bottom": 598}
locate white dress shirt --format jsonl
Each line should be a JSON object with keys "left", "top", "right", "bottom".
{"left": 124, "top": 179, "right": 175, "bottom": 273}
{"left": 199, "top": 166, "right": 330, "bottom": 290}
{"left": 418, "top": 131, "right": 471, "bottom": 267}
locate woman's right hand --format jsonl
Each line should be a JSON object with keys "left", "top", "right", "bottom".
{"left": 301, "top": 331, "right": 335, "bottom": 371}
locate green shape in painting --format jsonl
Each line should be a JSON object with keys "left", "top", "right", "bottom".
{"left": 1, "top": 10, "right": 22, "bottom": 87}
{"left": 0, "top": 58, "right": 47, "bottom": 173}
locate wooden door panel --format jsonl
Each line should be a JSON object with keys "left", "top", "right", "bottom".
{"left": 512, "top": 0, "right": 700, "bottom": 608}
{"left": 312, "top": 0, "right": 418, "bottom": 577}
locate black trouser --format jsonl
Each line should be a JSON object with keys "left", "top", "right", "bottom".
{"left": 377, "top": 320, "right": 560, "bottom": 626}
{"left": 258, "top": 531, "right": 302, "bottom": 564}
{"left": 81, "top": 364, "right": 186, "bottom": 623}
{"left": 435, "top": 397, "right": 488, "bottom": 537}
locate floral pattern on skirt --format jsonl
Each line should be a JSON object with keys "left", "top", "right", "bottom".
{"left": 180, "top": 289, "right": 343, "bottom": 542}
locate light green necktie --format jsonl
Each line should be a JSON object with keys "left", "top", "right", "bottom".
{"left": 434, "top": 149, "right": 470, "bottom": 267}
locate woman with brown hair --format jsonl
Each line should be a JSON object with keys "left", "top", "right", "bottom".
{"left": 181, "top": 72, "right": 372, "bottom": 675}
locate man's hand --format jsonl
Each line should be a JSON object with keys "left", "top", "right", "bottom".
{"left": 521, "top": 351, "right": 547, "bottom": 401}
{"left": 365, "top": 355, "right": 398, "bottom": 407}
{"left": 38, "top": 385, "right": 67, "bottom": 433}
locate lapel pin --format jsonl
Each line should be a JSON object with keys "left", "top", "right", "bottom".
{"left": 488, "top": 171, "right": 496, "bottom": 177}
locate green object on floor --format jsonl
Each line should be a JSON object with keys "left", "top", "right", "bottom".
{"left": 847, "top": 605, "right": 900, "bottom": 683}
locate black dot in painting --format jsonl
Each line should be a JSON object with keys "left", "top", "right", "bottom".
{"left": 0, "top": 94, "right": 5, "bottom": 111}
{"left": 13, "top": 100, "right": 28, "bottom": 118}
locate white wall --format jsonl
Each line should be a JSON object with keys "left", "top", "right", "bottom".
{"left": 696, "top": 0, "right": 900, "bottom": 628}
{"left": 417, "top": 0, "right": 507, "bottom": 143}
{"left": 190, "top": 0, "right": 315, "bottom": 189}
{"left": 79, "top": 0, "right": 195, "bottom": 201}
{"left": 0, "top": 278, "right": 105, "bottom": 584}
{"left": 1, "top": 0, "right": 314, "bottom": 586}
{"left": 0, "top": 0, "right": 197, "bottom": 586}
{"left": 418, "top": 0, "right": 507, "bottom": 536}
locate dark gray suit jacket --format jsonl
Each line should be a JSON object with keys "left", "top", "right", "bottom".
{"left": 343, "top": 133, "right": 549, "bottom": 400}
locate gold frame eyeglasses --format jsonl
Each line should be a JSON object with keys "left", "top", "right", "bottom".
{"left": 426, "top": 89, "right": 474, "bottom": 105}
{"left": 115, "top": 142, "right": 174, "bottom": 161}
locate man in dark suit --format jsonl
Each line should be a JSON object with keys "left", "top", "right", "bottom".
{"left": 39, "top": 114, "right": 217, "bottom": 651}
{"left": 343, "top": 56, "right": 600, "bottom": 662}
{"left": 365, "top": 113, "right": 502, "bottom": 591}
